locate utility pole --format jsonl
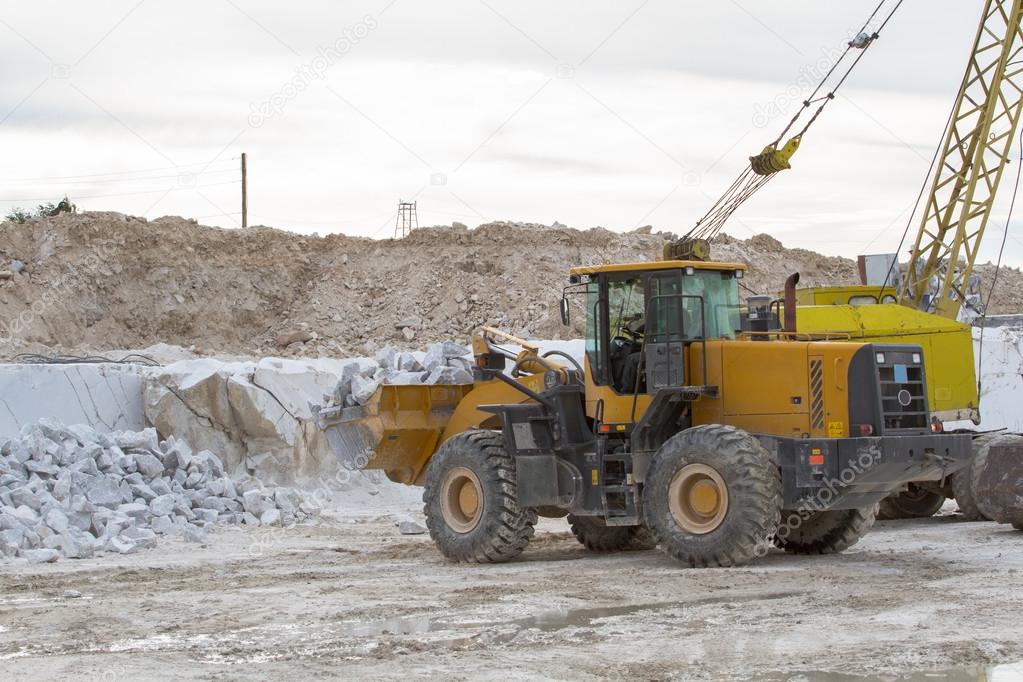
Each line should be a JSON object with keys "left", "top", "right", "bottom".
{"left": 241, "top": 153, "right": 248, "bottom": 228}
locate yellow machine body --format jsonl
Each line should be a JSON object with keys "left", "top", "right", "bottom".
{"left": 792, "top": 297, "right": 978, "bottom": 422}
{"left": 690, "top": 338, "right": 862, "bottom": 439}
{"left": 318, "top": 262, "right": 908, "bottom": 485}
{"left": 583, "top": 338, "right": 866, "bottom": 440}
{"left": 793, "top": 285, "right": 898, "bottom": 306}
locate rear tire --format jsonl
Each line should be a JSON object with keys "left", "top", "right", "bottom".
{"left": 954, "top": 435, "right": 995, "bottom": 521}
{"left": 877, "top": 485, "right": 945, "bottom": 519}
{"left": 971, "top": 433, "right": 1023, "bottom": 523}
{"left": 423, "top": 430, "right": 536, "bottom": 563}
{"left": 952, "top": 469, "right": 986, "bottom": 521}
{"left": 774, "top": 506, "right": 877, "bottom": 554}
{"left": 644, "top": 425, "right": 781, "bottom": 568}
{"left": 567, "top": 515, "right": 655, "bottom": 552}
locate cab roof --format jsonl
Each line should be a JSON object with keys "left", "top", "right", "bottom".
{"left": 569, "top": 260, "right": 748, "bottom": 276}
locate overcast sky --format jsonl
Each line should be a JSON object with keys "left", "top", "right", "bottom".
{"left": 2, "top": 0, "right": 1021, "bottom": 265}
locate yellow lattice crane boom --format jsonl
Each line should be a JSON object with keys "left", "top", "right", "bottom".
{"left": 901, "top": 0, "right": 1023, "bottom": 319}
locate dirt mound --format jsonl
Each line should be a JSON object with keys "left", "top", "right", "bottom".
{"left": 1, "top": 211, "right": 1021, "bottom": 359}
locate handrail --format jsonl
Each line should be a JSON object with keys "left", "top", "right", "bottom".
{"left": 485, "top": 368, "right": 556, "bottom": 409}
{"left": 480, "top": 326, "right": 539, "bottom": 352}
{"left": 737, "top": 330, "right": 853, "bottom": 341}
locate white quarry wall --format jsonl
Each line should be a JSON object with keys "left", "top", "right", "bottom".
{"left": 970, "top": 322, "right": 1023, "bottom": 432}
{"left": 0, "top": 363, "right": 146, "bottom": 437}
{"left": 144, "top": 357, "right": 355, "bottom": 484}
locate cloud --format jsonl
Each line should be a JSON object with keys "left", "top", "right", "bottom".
{"left": 0, "top": 0, "right": 1016, "bottom": 267}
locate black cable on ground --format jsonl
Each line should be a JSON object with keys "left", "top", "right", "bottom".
{"left": 13, "top": 353, "right": 161, "bottom": 366}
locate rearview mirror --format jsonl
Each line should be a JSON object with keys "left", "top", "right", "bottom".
{"left": 559, "top": 297, "right": 570, "bottom": 326}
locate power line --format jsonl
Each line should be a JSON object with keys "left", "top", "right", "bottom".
{"left": 1, "top": 168, "right": 238, "bottom": 187}
{"left": 194, "top": 211, "right": 243, "bottom": 219}
{"left": 0, "top": 158, "right": 240, "bottom": 183}
{"left": 0, "top": 180, "right": 241, "bottom": 203}
{"left": 976, "top": 128, "right": 1023, "bottom": 399}
{"left": 262, "top": 213, "right": 394, "bottom": 225}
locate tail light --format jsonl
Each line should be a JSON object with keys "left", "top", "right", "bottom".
{"left": 858, "top": 424, "right": 874, "bottom": 436}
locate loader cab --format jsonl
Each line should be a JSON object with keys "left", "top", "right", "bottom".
{"left": 567, "top": 261, "right": 746, "bottom": 396}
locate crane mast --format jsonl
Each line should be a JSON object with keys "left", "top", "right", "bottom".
{"left": 901, "top": 0, "right": 1023, "bottom": 319}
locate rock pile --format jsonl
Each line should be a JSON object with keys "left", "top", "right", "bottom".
{"left": 0, "top": 419, "right": 311, "bottom": 563}
{"left": 12, "top": 211, "right": 1023, "bottom": 362}
{"left": 330, "top": 342, "right": 474, "bottom": 406}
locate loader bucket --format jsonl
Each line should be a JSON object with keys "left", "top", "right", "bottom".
{"left": 316, "top": 383, "right": 474, "bottom": 485}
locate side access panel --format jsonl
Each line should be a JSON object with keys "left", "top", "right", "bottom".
{"left": 690, "top": 340, "right": 812, "bottom": 438}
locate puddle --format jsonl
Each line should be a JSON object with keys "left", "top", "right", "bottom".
{"left": 755, "top": 660, "right": 1023, "bottom": 682}
{"left": 341, "top": 616, "right": 435, "bottom": 638}
{"left": 337, "top": 590, "right": 805, "bottom": 638}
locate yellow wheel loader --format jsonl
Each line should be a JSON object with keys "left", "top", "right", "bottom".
{"left": 318, "top": 258, "right": 971, "bottom": 568}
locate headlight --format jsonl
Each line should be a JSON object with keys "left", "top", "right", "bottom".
{"left": 875, "top": 352, "right": 885, "bottom": 364}
{"left": 912, "top": 353, "right": 921, "bottom": 364}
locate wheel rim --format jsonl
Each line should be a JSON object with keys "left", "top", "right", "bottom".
{"left": 668, "top": 463, "right": 729, "bottom": 534}
{"left": 440, "top": 466, "right": 484, "bottom": 533}
{"left": 901, "top": 484, "right": 933, "bottom": 503}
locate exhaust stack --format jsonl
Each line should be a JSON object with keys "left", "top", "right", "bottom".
{"left": 784, "top": 272, "right": 800, "bottom": 333}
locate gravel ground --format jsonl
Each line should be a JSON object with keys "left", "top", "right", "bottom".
{"left": 0, "top": 505, "right": 1021, "bottom": 681}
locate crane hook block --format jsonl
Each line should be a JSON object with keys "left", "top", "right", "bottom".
{"left": 749, "top": 135, "right": 801, "bottom": 176}
{"left": 662, "top": 237, "right": 711, "bottom": 262}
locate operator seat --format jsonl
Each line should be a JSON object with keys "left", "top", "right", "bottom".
{"left": 611, "top": 317, "right": 645, "bottom": 393}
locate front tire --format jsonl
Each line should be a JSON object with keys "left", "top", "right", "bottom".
{"left": 644, "top": 425, "right": 781, "bottom": 568}
{"left": 567, "top": 515, "right": 656, "bottom": 552}
{"left": 423, "top": 430, "right": 536, "bottom": 563}
{"left": 774, "top": 506, "right": 877, "bottom": 554}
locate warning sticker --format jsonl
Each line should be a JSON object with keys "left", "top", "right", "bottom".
{"left": 827, "top": 421, "right": 844, "bottom": 437}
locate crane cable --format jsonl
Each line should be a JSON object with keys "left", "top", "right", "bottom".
{"left": 676, "top": 0, "right": 905, "bottom": 255}
{"left": 975, "top": 126, "right": 1022, "bottom": 402}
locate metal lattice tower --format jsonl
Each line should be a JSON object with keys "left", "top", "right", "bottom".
{"left": 395, "top": 200, "right": 418, "bottom": 239}
{"left": 901, "top": 0, "right": 1023, "bottom": 318}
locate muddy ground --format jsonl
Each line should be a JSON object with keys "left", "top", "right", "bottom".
{"left": 1, "top": 507, "right": 1021, "bottom": 681}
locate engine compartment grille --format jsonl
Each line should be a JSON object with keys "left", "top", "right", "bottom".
{"left": 876, "top": 358, "right": 928, "bottom": 432}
